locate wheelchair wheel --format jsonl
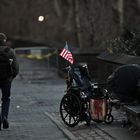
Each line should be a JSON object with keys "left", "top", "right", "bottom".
{"left": 60, "top": 93, "right": 82, "bottom": 127}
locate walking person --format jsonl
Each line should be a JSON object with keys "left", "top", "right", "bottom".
{"left": 0, "top": 33, "right": 19, "bottom": 129}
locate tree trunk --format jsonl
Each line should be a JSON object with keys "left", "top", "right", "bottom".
{"left": 118, "top": 0, "right": 124, "bottom": 32}
{"left": 53, "top": 0, "right": 62, "bottom": 17}
{"left": 84, "top": 0, "right": 95, "bottom": 48}
{"left": 73, "top": 0, "right": 82, "bottom": 48}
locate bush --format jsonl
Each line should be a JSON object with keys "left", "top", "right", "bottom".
{"left": 105, "top": 30, "right": 140, "bottom": 56}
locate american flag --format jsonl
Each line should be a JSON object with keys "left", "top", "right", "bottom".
{"left": 59, "top": 42, "right": 74, "bottom": 64}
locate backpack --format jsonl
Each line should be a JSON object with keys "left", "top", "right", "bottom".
{"left": 0, "top": 47, "right": 13, "bottom": 81}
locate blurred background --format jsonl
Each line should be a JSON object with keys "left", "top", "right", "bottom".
{"left": 0, "top": 0, "right": 140, "bottom": 82}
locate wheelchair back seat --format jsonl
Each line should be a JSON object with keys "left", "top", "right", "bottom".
{"left": 68, "top": 65, "right": 94, "bottom": 98}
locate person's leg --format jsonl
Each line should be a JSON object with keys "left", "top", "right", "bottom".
{"left": 1, "top": 82, "right": 11, "bottom": 129}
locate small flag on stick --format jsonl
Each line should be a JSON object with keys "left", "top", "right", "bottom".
{"left": 59, "top": 42, "right": 74, "bottom": 64}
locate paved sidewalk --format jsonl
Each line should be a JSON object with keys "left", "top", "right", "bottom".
{"left": 0, "top": 78, "right": 68, "bottom": 140}
{"left": 49, "top": 110, "right": 140, "bottom": 140}
{"left": 47, "top": 112, "right": 116, "bottom": 140}
{"left": 0, "top": 77, "right": 140, "bottom": 140}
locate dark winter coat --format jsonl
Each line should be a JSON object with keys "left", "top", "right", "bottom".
{"left": 0, "top": 45, "right": 19, "bottom": 83}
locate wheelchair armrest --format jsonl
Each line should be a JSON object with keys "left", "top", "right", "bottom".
{"left": 65, "top": 86, "right": 81, "bottom": 92}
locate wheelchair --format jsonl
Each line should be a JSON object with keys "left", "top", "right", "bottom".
{"left": 60, "top": 65, "right": 114, "bottom": 127}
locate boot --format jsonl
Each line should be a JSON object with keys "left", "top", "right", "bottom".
{"left": 2, "top": 116, "right": 9, "bottom": 129}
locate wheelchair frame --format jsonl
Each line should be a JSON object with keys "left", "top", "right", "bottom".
{"left": 60, "top": 83, "right": 114, "bottom": 127}
{"left": 60, "top": 65, "right": 114, "bottom": 127}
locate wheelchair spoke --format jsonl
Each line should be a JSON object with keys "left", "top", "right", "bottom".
{"left": 69, "top": 115, "right": 72, "bottom": 124}
{"left": 72, "top": 116, "right": 77, "bottom": 122}
{"left": 64, "top": 113, "right": 69, "bottom": 119}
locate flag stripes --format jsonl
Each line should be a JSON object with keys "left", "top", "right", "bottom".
{"left": 59, "top": 43, "right": 74, "bottom": 64}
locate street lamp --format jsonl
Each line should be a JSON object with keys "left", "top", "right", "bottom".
{"left": 38, "top": 16, "right": 45, "bottom": 22}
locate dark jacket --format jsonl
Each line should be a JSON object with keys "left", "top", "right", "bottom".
{"left": 0, "top": 45, "right": 19, "bottom": 83}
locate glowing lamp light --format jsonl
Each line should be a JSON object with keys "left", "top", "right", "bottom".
{"left": 38, "top": 16, "right": 44, "bottom": 22}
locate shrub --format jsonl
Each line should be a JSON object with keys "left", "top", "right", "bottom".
{"left": 105, "top": 30, "right": 140, "bottom": 56}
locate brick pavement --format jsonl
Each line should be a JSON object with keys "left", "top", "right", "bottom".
{"left": 48, "top": 112, "right": 117, "bottom": 140}
{"left": 49, "top": 106, "right": 140, "bottom": 140}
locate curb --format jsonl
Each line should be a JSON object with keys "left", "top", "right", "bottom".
{"left": 44, "top": 112, "right": 77, "bottom": 140}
